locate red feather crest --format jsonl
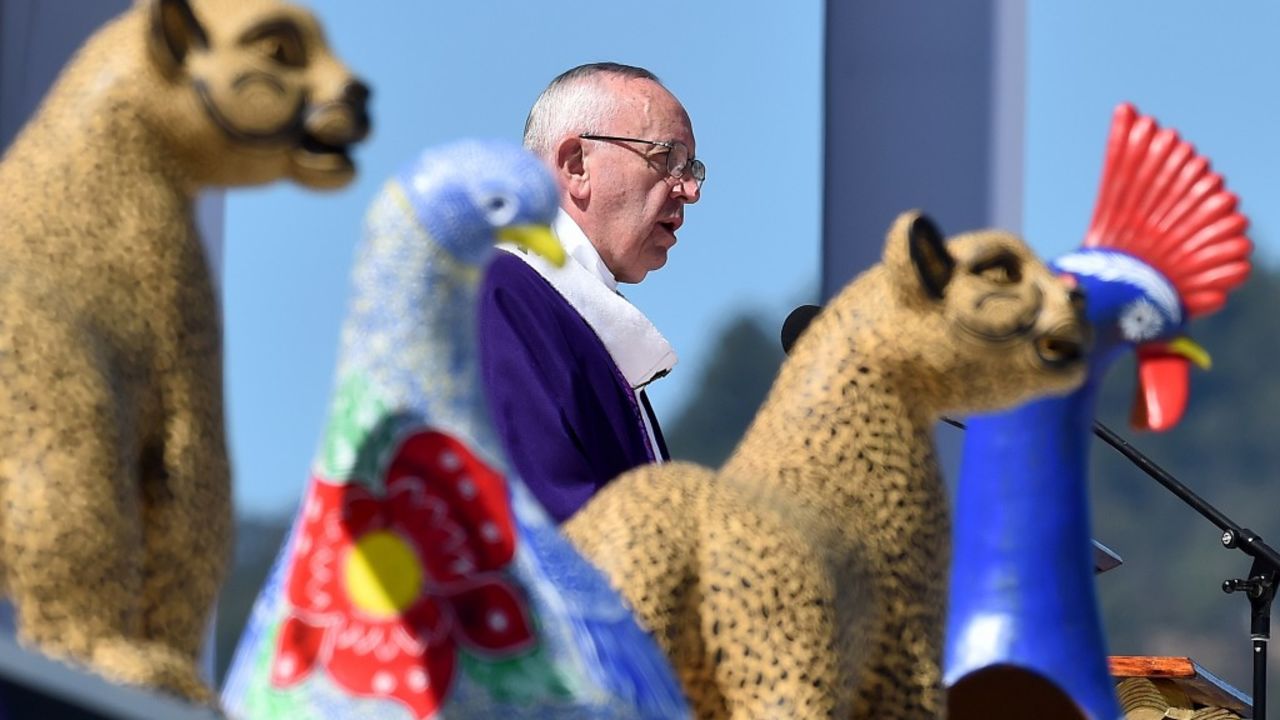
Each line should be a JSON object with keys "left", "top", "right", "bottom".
{"left": 1084, "top": 103, "right": 1252, "bottom": 318}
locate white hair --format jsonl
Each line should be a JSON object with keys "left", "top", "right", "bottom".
{"left": 522, "top": 63, "right": 662, "bottom": 160}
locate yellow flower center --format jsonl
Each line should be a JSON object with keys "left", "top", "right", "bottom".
{"left": 344, "top": 530, "right": 424, "bottom": 616}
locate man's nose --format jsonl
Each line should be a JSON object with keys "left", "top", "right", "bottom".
{"left": 671, "top": 176, "right": 701, "bottom": 203}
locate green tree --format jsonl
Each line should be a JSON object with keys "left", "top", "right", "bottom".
{"left": 664, "top": 314, "right": 787, "bottom": 467}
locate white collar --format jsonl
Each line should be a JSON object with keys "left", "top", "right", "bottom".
{"left": 553, "top": 210, "right": 619, "bottom": 293}
{"left": 500, "top": 210, "right": 677, "bottom": 389}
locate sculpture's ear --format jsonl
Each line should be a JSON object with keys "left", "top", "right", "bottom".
{"left": 885, "top": 211, "right": 954, "bottom": 301}
{"left": 146, "top": 0, "right": 208, "bottom": 79}
{"left": 908, "top": 213, "right": 955, "bottom": 299}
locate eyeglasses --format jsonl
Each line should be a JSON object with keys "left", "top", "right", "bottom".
{"left": 579, "top": 133, "right": 705, "bottom": 188}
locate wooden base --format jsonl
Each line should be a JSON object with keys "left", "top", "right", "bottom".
{"left": 1110, "top": 656, "right": 1251, "bottom": 718}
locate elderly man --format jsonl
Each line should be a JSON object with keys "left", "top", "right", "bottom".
{"left": 478, "top": 62, "right": 703, "bottom": 522}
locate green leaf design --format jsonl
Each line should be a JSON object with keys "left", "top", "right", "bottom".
{"left": 458, "top": 643, "right": 578, "bottom": 703}
{"left": 240, "top": 620, "right": 313, "bottom": 718}
{"left": 317, "top": 373, "right": 397, "bottom": 481}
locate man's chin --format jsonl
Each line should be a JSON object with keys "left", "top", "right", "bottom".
{"left": 648, "top": 249, "right": 670, "bottom": 273}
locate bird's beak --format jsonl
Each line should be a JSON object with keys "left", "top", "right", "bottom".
{"left": 1130, "top": 336, "right": 1212, "bottom": 432}
{"left": 498, "top": 224, "right": 565, "bottom": 267}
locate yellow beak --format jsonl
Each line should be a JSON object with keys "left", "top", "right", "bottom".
{"left": 497, "top": 224, "right": 565, "bottom": 267}
{"left": 1167, "top": 336, "right": 1213, "bottom": 371}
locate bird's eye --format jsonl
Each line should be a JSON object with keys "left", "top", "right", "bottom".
{"left": 479, "top": 192, "right": 518, "bottom": 226}
{"left": 1118, "top": 298, "right": 1165, "bottom": 342}
{"left": 971, "top": 253, "right": 1022, "bottom": 285}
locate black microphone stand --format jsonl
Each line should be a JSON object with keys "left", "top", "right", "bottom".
{"left": 941, "top": 415, "right": 1278, "bottom": 717}
{"left": 1090, "top": 421, "right": 1278, "bottom": 720}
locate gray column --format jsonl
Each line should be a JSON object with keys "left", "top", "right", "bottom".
{"left": 822, "top": 0, "right": 1025, "bottom": 296}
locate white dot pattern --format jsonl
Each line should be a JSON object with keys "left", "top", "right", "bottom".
{"left": 487, "top": 611, "right": 509, "bottom": 633}
{"left": 373, "top": 671, "right": 396, "bottom": 693}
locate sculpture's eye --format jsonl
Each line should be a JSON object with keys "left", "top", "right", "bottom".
{"left": 1118, "top": 298, "right": 1165, "bottom": 342}
{"left": 480, "top": 192, "right": 518, "bottom": 226}
{"left": 269, "top": 40, "right": 289, "bottom": 64}
{"left": 972, "top": 252, "right": 1022, "bottom": 285}
{"left": 248, "top": 26, "right": 306, "bottom": 68}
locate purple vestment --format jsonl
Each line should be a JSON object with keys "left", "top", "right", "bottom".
{"left": 478, "top": 251, "right": 669, "bottom": 522}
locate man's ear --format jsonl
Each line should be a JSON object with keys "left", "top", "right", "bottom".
{"left": 146, "top": 0, "right": 209, "bottom": 79}
{"left": 554, "top": 136, "right": 589, "bottom": 200}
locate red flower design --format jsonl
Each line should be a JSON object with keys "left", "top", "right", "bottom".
{"left": 271, "top": 430, "right": 535, "bottom": 719}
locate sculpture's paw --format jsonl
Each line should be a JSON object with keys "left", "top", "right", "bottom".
{"left": 92, "top": 638, "right": 216, "bottom": 707}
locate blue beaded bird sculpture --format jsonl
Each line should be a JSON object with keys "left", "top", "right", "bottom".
{"left": 945, "top": 104, "right": 1253, "bottom": 719}
{"left": 221, "top": 140, "right": 689, "bottom": 719}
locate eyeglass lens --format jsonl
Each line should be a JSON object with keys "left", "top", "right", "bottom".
{"left": 666, "top": 142, "right": 705, "bottom": 184}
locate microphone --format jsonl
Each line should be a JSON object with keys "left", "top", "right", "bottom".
{"left": 780, "top": 304, "right": 823, "bottom": 355}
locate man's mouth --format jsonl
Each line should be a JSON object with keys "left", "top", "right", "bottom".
{"left": 658, "top": 219, "right": 682, "bottom": 237}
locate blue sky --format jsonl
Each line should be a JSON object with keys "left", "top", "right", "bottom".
{"left": 1024, "top": 2, "right": 1280, "bottom": 264}
{"left": 224, "top": 1, "right": 1280, "bottom": 515}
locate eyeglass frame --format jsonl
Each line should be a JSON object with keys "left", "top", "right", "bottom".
{"left": 578, "top": 133, "right": 705, "bottom": 188}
